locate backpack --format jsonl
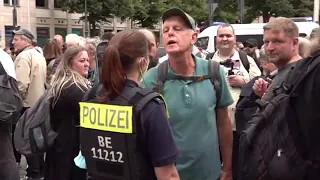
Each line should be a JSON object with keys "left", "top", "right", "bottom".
{"left": 155, "top": 59, "right": 222, "bottom": 105}
{"left": 14, "top": 91, "right": 56, "bottom": 156}
{"left": 0, "top": 61, "right": 23, "bottom": 124}
{"left": 206, "top": 50, "right": 250, "bottom": 72}
{"left": 234, "top": 76, "right": 261, "bottom": 135}
{"left": 83, "top": 83, "right": 165, "bottom": 129}
{"left": 238, "top": 54, "right": 320, "bottom": 180}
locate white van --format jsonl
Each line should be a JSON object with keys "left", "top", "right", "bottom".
{"left": 196, "top": 22, "right": 319, "bottom": 53}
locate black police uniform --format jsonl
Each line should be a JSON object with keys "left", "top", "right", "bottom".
{"left": 80, "top": 80, "right": 168, "bottom": 180}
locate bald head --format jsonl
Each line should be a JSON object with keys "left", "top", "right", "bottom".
{"left": 298, "top": 37, "right": 311, "bottom": 58}
{"left": 139, "top": 29, "right": 157, "bottom": 59}
{"left": 54, "top": 34, "right": 64, "bottom": 49}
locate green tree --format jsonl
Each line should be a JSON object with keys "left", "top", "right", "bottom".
{"left": 244, "top": 0, "right": 314, "bottom": 23}
{"left": 57, "top": 0, "right": 119, "bottom": 36}
{"left": 214, "top": 0, "right": 239, "bottom": 23}
{"left": 291, "top": 0, "right": 313, "bottom": 17}
{"left": 163, "top": 0, "right": 209, "bottom": 23}
{"left": 244, "top": 0, "right": 294, "bottom": 23}
{"left": 118, "top": 0, "right": 209, "bottom": 29}
{"left": 117, "top": 0, "right": 167, "bottom": 29}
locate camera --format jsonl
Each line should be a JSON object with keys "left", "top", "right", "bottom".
{"left": 220, "top": 59, "right": 235, "bottom": 75}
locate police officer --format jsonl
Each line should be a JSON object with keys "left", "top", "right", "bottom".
{"left": 79, "top": 30, "right": 180, "bottom": 180}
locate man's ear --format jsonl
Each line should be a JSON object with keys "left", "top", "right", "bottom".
{"left": 191, "top": 31, "right": 198, "bottom": 44}
{"left": 293, "top": 37, "right": 299, "bottom": 47}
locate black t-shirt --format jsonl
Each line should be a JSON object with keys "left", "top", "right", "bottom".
{"left": 124, "top": 80, "right": 180, "bottom": 167}
{"left": 262, "top": 61, "right": 297, "bottom": 102}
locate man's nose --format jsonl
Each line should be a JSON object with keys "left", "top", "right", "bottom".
{"left": 266, "top": 42, "right": 276, "bottom": 51}
{"left": 167, "top": 28, "right": 175, "bottom": 37}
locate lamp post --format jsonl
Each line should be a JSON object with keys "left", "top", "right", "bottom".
{"left": 13, "top": 0, "right": 17, "bottom": 28}
{"left": 11, "top": 0, "right": 18, "bottom": 48}
{"left": 314, "top": 0, "right": 319, "bottom": 23}
{"left": 84, "top": 0, "right": 89, "bottom": 37}
{"left": 208, "top": 0, "right": 218, "bottom": 26}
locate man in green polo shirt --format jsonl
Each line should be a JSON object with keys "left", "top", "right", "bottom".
{"left": 142, "top": 8, "right": 234, "bottom": 180}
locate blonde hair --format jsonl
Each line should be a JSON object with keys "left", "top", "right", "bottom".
{"left": 263, "top": 17, "right": 299, "bottom": 38}
{"left": 49, "top": 46, "right": 89, "bottom": 106}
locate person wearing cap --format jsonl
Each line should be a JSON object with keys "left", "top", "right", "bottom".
{"left": 243, "top": 38, "right": 261, "bottom": 67}
{"left": 157, "top": 17, "right": 207, "bottom": 64}
{"left": 142, "top": 8, "right": 234, "bottom": 180}
{"left": 12, "top": 28, "right": 46, "bottom": 180}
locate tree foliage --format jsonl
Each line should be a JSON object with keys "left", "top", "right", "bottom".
{"left": 116, "top": 0, "right": 167, "bottom": 29}
{"left": 162, "top": 0, "right": 208, "bottom": 23}
{"left": 244, "top": 0, "right": 314, "bottom": 23}
{"left": 57, "top": 0, "right": 119, "bottom": 36}
{"left": 214, "top": 0, "right": 239, "bottom": 23}
{"left": 117, "top": 0, "right": 209, "bottom": 28}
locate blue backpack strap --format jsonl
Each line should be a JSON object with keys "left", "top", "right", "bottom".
{"left": 154, "top": 60, "right": 169, "bottom": 93}
{"left": 208, "top": 60, "right": 222, "bottom": 106}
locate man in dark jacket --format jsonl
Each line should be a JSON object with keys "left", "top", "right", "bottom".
{"left": 0, "top": 48, "right": 20, "bottom": 180}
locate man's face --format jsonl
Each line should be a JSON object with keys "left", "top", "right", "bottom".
{"left": 12, "top": 35, "right": 28, "bottom": 53}
{"left": 263, "top": 29, "right": 298, "bottom": 67}
{"left": 162, "top": 16, "right": 197, "bottom": 54}
{"left": 216, "top": 26, "right": 236, "bottom": 50}
{"left": 244, "top": 43, "right": 256, "bottom": 54}
{"left": 143, "top": 30, "right": 157, "bottom": 59}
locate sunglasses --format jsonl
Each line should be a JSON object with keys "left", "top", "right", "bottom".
{"left": 245, "top": 45, "right": 254, "bottom": 48}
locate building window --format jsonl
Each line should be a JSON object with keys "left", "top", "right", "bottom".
{"left": 37, "top": 27, "right": 50, "bottom": 47}
{"left": 72, "top": 28, "right": 83, "bottom": 36}
{"left": 55, "top": 28, "right": 67, "bottom": 40}
{"left": 4, "top": 26, "right": 14, "bottom": 47}
{"left": 36, "top": 0, "right": 48, "bottom": 8}
{"left": 54, "top": 0, "right": 61, "bottom": 8}
{"left": 4, "top": 0, "right": 19, "bottom": 6}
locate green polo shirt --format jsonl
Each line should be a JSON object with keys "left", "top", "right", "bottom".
{"left": 142, "top": 57, "right": 233, "bottom": 180}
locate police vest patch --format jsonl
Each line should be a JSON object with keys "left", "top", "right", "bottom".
{"left": 79, "top": 102, "right": 133, "bottom": 134}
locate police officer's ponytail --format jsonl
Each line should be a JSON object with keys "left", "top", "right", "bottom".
{"left": 99, "top": 30, "right": 149, "bottom": 101}
{"left": 100, "top": 44, "right": 126, "bottom": 101}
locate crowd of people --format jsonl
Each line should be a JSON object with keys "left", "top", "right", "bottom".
{"left": 0, "top": 7, "right": 320, "bottom": 180}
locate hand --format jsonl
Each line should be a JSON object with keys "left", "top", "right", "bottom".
{"left": 220, "top": 171, "right": 233, "bottom": 180}
{"left": 227, "top": 75, "right": 245, "bottom": 87}
{"left": 253, "top": 78, "right": 269, "bottom": 97}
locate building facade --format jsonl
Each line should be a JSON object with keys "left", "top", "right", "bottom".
{"left": 0, "top": 0, "right": 150, "bottom": 47}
